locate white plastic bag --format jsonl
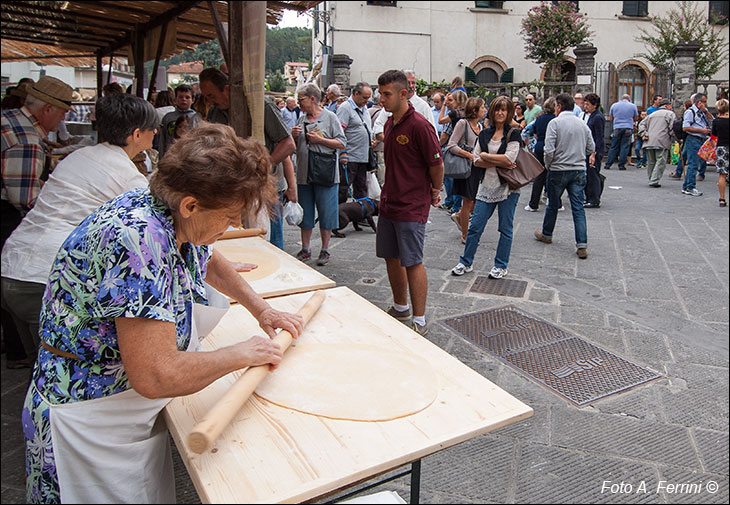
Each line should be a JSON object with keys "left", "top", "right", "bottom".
{"left": 283, "top": 200, "right": 304, "bottom": 226}
{"left": 366, "top": 171, "right": 381, "bottom": 200}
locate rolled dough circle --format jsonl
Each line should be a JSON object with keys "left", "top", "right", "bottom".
{"left": 254, "top": 344, "right": 438, "bottom": 421}
{"left": 215, "top": 246, "right": 280, "bottom": 281}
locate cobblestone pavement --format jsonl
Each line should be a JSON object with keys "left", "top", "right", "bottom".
{"left": 2, "top": 165, "right": 728, "bottom": 503}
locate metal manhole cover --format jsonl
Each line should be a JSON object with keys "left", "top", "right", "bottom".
{"left": 470, "top": 276, "right": 527, "bottom": 298}
{"left": 440, "top": 306, "right": 661, "bottom": 405}
{"left": 441, "top": 305, "right": 571, "bottom": 355}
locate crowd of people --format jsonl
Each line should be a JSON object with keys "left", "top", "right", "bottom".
{"left": 1, "top": 65, "right": 727, "bottom": 502}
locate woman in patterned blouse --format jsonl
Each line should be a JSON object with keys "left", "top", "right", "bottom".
{"left": 22, "top": 122, "right": 304, "bottom": 503}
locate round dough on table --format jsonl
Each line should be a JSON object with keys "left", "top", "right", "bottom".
{"left": 215, "top": 246, "right": 280, "bottom": 281}
{"left": 254, "top": 344, "right": 438, "bottom": 421}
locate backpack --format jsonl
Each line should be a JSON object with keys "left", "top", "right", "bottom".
{"left": 672, "top": 118, "right": 686, "bottom": 141}
{"left": 673, "top": 109, "right": 696, "bottom": 142}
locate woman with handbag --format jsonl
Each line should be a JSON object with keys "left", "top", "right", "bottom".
{"left": 448, "top": 97, "right": 486, "bottom": 243}
{"left": 451, "top": 96, "right": 521, "bottom": 279}
{"left": 291, "top": 83, "right": 346, "bottom": 266}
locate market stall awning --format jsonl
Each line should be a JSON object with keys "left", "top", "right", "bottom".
{"left": 1, "top": 1, "right": 318, "bottom": 66}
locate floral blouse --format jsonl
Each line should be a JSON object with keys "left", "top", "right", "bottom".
{"left": 24, "top": 187, "right": 212, "bottom": 503}
{"left": 33, "top": 187, "right": 212, "bottom": 403}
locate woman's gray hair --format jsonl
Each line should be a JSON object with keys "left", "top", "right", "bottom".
{"left": 299, "top": 83, "right": 322, "bottom": 102}
{"left": 96, "top": 94, "right": 158, "bottom": 146}
{"left": 542, "top": 97, "right": 556, "bottom": 115}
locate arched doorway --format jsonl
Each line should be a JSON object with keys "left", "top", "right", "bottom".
{"left": 618, "top": 63, "right": 649, "bottom": 109}
{"left": 476, "top": 67, "right": 499, "bottom": 84}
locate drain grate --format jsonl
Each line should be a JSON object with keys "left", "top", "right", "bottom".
{"left": 440, "top": 306, "right": 661, "bottom": 406}
{"left": 442, "top": 305, "right": 571, "bottom": 355}
{"left": 470, "top": 276, "right": 528, "bottom": 298}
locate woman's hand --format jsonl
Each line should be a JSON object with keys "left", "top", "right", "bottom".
{"left": 291, "top": 125, "right": 302, "bottom": 138}
{"left": 229, "top": 262, "right": 258, "bottom": 272}
{"left": 231, "top": 335, "right": 284, "bottom": 370}
{"left": 256, "top": 307, "right": 304, "bottom": 339}
{"left": 306, "top": 131, "right": 323, "bottom": 144}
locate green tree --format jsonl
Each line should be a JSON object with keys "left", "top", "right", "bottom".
{"left": 266, "top": 27, "right": 311, "bottom": 74}
{"left": 162, "top": 39, "right": 223, "bottom": 69}
{"left": 520, "top": 1, "right": 592, "bottom": 80}
{"left": 635, "top": 0, "right": 729, "bottom": 80}
{"left": 267, "top": 71, "right": 287, "bottom": 93}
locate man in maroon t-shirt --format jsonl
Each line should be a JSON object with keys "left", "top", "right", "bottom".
{"left": 375, "top": 70, "right": 444, "bottom": 336}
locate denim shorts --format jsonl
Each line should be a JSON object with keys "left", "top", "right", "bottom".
{"left": 297, "top": 183, "right": 339, "bottom": 230}
{"left": 375, "top": 216, "right": 426, "bottom": 267}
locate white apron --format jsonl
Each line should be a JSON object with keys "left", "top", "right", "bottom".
{"left": 45, "top": 284, "right": 230, "bottom": 504}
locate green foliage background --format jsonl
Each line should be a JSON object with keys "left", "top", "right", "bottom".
{"left": 158, "top": 27, "right": 311, "bottom": 75}
{"left": 635, "top": 0, "right": 729, "bottom": 80}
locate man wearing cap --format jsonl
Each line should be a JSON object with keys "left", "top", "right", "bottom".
{"left": 1, "top": 76, "right": 72, "bottom": 369}
{"left": 638, "top": 98, "right": 676, "bottom": 187}
{"left": 2, "top": 76, "right": 73, "bottom": 225}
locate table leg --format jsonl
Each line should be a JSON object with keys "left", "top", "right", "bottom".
{"left": 410, "top": 460, "right": 421, "bottom": 504}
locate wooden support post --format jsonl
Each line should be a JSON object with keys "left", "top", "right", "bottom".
{"left": 228, "top": 0, "right": 251, "bottom": 139}
{"left": 134, "top": 23, "right": 145, "bottom": 98}
{"left": 147, "top": 21, "right": 169, "bottom": 102}
{"left": 107, "top": 56, "right": 113, "bottom": 85}
{"left": 207, "top": 0, "right": 229, "bottom": 70}
{"left": 96, "top": 52, "right": 103, "bottom": 98}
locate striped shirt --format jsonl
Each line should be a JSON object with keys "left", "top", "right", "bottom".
{"left": 2, "top": 107, "right": 47, "bottom": 214}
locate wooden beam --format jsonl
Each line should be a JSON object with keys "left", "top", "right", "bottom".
{"left": 0, "top": 29, "right": 109, "bottom": 47}
{"left": 266, "top": 1, "right": 311, "bottom": 13}
{"left": 101, "top": 1, "right": 199, "bottom": 57}
{"left": 207, "top": 0, "right": 229, "bottom": 69}
{"left": 134, "top": 23, "right": 145, "bottom": 97}
{"left": 1, "top": 6, "right": 132, "bottom": 30}
{"left": 0, "top": 32, "right": 107, "bottom": 49}
{"left": 228, "top": 0, "right": 251, "bottom": 139}
{"left": 0, "top": 17, "right": 124, "bottom": 37}
{"left": 1, "top": 22, "right": 115, "bottom": 43}
{"left": 147, "top": 21, "right": 169, "bottom": 102}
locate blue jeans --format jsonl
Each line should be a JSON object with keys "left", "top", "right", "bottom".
{"left": 634, "top": 138, "right": 646, "bottom": 167}
{"left": 541, "top": 170, "right": 588, "bottom": 248}
{"left": 443, "top": 177, "right": 462, "bottom": 212}
{"left": 460, "top": 192, "right": 520, "bottom": 269}
{"left": 605, "top": 128, "right": 633, "bottom": 169}
{"left": 269, "top": 191, "right": 284, "bottom": 250}
{"left": 682, "top": 135, "right": 704, "bottom": 191}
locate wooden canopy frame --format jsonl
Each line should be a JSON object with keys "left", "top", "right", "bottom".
{"left": 1, "top": 0, "right": 320, "bottom": 139}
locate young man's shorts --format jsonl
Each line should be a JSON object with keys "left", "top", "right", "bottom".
{"left": 375, "top": 216, "right": 426, "bottom": 267}
{"left": 297, "top": 183, "right": 339, "bottom": 230}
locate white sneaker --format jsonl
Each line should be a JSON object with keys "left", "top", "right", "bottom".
{"left": 488, "top": 266, "right": 508, "bottom": 279}
{"left": 558, "top": 205, "right": 565, "bottom": 211}
{"left": 451, "top": 262, "right": 473, "bottom": 276}
{"left": 524, "top": 204, "right": 538, "bottom": 212}
{"left": 682, "top": 188, "right": 703, "bottom": 196}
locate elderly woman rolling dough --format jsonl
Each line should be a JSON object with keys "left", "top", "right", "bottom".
{"left": 22, "top": 122, "right": 303, "bottom": 504}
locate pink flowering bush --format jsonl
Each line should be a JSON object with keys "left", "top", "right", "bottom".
{"left": 520, "top": 1, "right": 592, "bottom": 80}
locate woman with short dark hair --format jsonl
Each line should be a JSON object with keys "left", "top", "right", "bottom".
{"left": 20, "top": 122, "right": 303, "bottom": 503}
{"left": 2, "top": 94, "right": 158, "bottom": 369}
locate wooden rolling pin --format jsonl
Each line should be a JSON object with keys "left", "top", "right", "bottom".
{"left": 219, "top": 227, "right": 267, "bottom": 240}
{"left": 187, "top": 290, "right": 326, "bottom": 454}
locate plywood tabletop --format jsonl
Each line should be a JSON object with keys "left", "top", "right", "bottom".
{"left": 164, "top": 287, "right": 533, "bottom": 504}
{"left": 212, "top": 236, "right": 335, "bottom": 299}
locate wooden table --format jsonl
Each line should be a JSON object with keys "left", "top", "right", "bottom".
{"left": 165, "top": 287, "right": 533, "bottom": 503}
{"left": 212, "top": 236, "right": 335, "bottom": 299}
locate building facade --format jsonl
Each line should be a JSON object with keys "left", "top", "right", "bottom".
{"left": 312, "top": 1, "right": 729, "bottom": 108}
{"left": 284, "top": 61, "right": 310, "bottom": 84}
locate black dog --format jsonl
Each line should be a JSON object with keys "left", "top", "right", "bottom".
{"left": 332, "top": 198, "right": 378, "bottom": 238}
